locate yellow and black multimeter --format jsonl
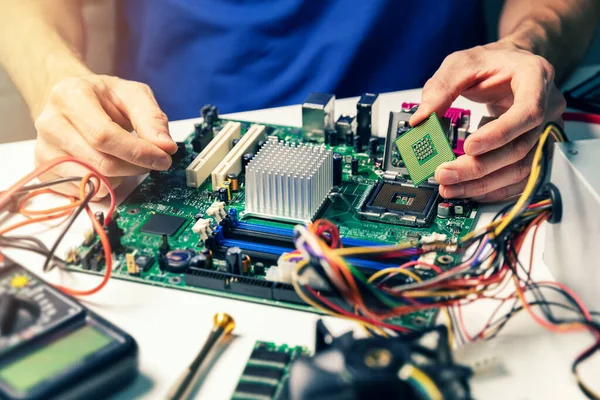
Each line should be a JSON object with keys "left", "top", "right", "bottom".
{"left": 0, "top": 255, "right": 138, "bottom": 399}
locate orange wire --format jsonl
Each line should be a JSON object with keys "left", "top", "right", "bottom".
{"left": 1, "top": 160, "right": 116, "bottom": 296}
{"left": 55, "top": 174, "right": 112, "bottom": 296}
{"left": 19, "top": 189, "right": 83, "bottom": 216}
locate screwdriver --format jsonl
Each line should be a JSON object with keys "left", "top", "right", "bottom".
{"left": 166, "top": 312, "right": 235, "bottom": 400}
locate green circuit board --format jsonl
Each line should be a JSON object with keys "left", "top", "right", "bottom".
{"left": 65, "top": 116, "right": 479, "bottom": 330}
{"left": 231, "top": 341, "right": 309, "bottom": 400}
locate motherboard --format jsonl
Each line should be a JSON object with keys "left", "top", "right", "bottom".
{"left": 65, "top": 93, "right": 479, "bottom": 330}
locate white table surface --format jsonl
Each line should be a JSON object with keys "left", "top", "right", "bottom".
{"left": 2, "top": 67, "right": 600, "bottom": 399}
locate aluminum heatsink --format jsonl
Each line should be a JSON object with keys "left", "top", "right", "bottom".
{"left": 244, "top": 136, "right": 333, "bottom": 223}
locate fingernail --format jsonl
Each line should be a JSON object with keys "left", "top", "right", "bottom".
{"left": 443, "top": 184, "right": 464, "bottom": 198}
{"left": 436, "top": 168, "right": 459, "bottom": 184}
{"left": 467, "top": 140, "right": 484, "bottom": 156}
{"left": 152, "top": 155, "right": 171, "bottom": 170}
{"left": 158, "top": 132, "right": 175, "bottom": 143}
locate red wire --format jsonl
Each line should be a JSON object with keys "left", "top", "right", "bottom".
{"left": 0, "top": 156, "right": 117, "bottom": 225}
{"left": 0, "top": 158, "right": 117, "bottom": 296}
{"left": 304, "top": 285, "right": 410, "bottom": 333}
{"left": 563, "top": 111, "right": 600, "bottom": 125}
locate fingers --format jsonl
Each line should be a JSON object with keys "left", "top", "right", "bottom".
{"left": 36, "top": 108, "right": 151, "bottom": 177}
{"left": 47, "top": 77, "right": 173, "bottom": 170}
{"left": 472, "top": 178, "right": 529, "bottom": 203}
{"left": 439, "top": 148, "right": 534, "bottom": 199}
{"left": 409, "top": 49, "right": 481, "bottom": 127}
{"left": 435, "top": 129, "right": 539, "bottom": 186}
{"left": 105, "top": 78, "right": 178, "bottom": 155}
{"left": 35, "top": 139, "right": 124, "bottom": 199}
{"left": 464, "top": 58, "right": 561, "bottom": 156}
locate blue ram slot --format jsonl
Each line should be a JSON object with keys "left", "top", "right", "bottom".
{"left": 235, "top": 222, "right": 383, "bottom": 248}
{"left": 220, "top": 239, "right": 395, "bottom": 271}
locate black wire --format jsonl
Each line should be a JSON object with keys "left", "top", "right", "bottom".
{"left": 42, "top": 180, "right": 96, "bottom": 272}
{"left": 0, "top": 176, "right": 84, "bottom": 198}
{"left": 14, "top": 177, "right": 84, "bottom": 194}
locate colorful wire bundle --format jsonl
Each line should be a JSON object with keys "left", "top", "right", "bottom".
{"left": 0, "top": 156, "right": 116, "bottom": 296}
{"left": 290, "top": 123, "right": 600, "bottom": 399}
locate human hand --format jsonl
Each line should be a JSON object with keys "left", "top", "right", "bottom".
{"left": 34, "top": 75, "right": 178, "bottom": 198}
{"left": 410, "top": 41, "right": 566, "bottom": 202}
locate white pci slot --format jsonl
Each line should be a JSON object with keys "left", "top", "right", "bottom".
{"left": 185, "top": 121, "right": 241, "bottom": 188}
{"left": 211, "top": 124, "right": 266, "bottom": 188}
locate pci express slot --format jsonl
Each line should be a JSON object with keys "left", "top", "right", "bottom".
{"left": 186, "top": 121, "right": 242, "bottom": 188}
{"left": 211, "top": 124, "right": 266, "bottom": 188}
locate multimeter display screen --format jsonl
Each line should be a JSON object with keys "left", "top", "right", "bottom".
{"left": 0, "top": 325, "right": 112, "bottom": 393}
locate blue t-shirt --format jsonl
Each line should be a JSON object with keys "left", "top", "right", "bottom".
{"left": 116, "top": 1, "right": 484, "bottom": 120}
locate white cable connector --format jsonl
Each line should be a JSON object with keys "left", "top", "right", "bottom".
{"left": 191, "top": 218, "right": 213, "bottom": 240}
{"left": 206, "top": 201, "right": 227, "bottom": 223}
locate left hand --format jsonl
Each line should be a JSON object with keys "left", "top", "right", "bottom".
{"left": 409, "top": 41, "right": 566, "bottom": 202}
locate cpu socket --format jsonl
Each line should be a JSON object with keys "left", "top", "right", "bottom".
{"left": 359, "top": 181, "right": 439, "bottom": 227}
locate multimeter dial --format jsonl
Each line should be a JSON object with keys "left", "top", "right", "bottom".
{"left": 0, "top": 294, "right": 41, "bottom": 336}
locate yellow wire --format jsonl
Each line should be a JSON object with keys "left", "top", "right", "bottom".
{"left": 442, "top": 307, "right": 455, "bottom": 348}
{"left": 367, "top": 267, "right": 423, "bottom": 284}
{"left": 334, "top": 242, "right": 414, "bottom": 256}
{"left": 291, "top": 259, "right": 386, "bottom": 333}
{"left": 494, "top": 124, "right": 562, "bottom": 236}
{"left": 399, "top": 364, "right": 443, "bottom": 400}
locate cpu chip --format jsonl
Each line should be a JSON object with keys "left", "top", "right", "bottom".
{"left": 395, "top": 112, "right": 455, "bottom": 185}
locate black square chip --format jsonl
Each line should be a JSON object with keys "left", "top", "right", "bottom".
{"left": 140, "top": 213, "right": 186, "bottom": 236}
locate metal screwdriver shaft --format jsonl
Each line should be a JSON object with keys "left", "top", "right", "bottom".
{"left": 166, "top": 312, "right": 235, "bottom": 400}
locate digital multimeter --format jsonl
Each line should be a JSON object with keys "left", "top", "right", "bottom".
{"left": 0, "top": 254, "right": 138, "bottom": 400}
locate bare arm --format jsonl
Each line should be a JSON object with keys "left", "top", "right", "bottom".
{"left": 0, "top": 0, "right": 89, "bottom": 117}
{"left": 0, "top": 0, "right": 177, "bottom": 198}
{"left": 500, "top": 0, "right": 600, "bottom": 83}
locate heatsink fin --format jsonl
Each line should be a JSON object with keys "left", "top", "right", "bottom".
{"left": 244, "top": 136, "right": 333, "bottom": 223}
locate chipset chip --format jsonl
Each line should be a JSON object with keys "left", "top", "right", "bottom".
{"left": 140, "top": 213, "right": 186, "bottom": 236}
{"left": 395, "top": 112, "right": 455, "bottom": 185}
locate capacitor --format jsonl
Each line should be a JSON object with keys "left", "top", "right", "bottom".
{"left": 94, "top": 211, "right": 104, "bottom": 226}
{"left": 202, "top": 249, "right": 213, "bottom": 269}
{"left": 326, "top": 129, "right": 338, "bottom": 146}
{"left": 227, "top": 173, "right": 239, "bottom": 192}
{"left": 333, "top": 153, "right": 343, "bottom": 186}
{"left": 253, "top": 262, "right": 265, "bottom": 276}
{"left": 172, "top": 142, "right": 187, "bottom": 161}
{"left": 242, "top": 153, "right": 254, "bottom": 171}
{"left": 232, "top": 138, "right": 240, "bottom": 147}
{"left": 353, "top": 135, "right": 363, "bottom": 153}
{"left": 257, "top": 140, "right": 266, "bottom": 149}
{"left": 160, "top": 249, "right": 195, "bottom": 273}
{"left": 374, "top": 157, "right": 383, "bottom": 169}
{"left": 159, "top": 234, "right": 170, "bottom": 254}
{"left": 369, "top": 137, "right": 379, "bottom": 155}
{"left": 344, "top": 130, "right": 353, "bottom": 147}
{"left": 194, "top": 212, "right": 204, "bottom": 220}
{"left": 437, "top": 202, "right": 453, "bottom": 218}
{"left": 221, "top": 181, "right": 232, "bottom": 201}
{"left": 218, "top": 187, "right": 229, "bottom": 204}
{"left": 351, "top": 157, "right": 359, "bottom": 176}
{"left": 241, "top": 254, "right": 251, "bottom": 275}
{"left": 190, "top": 254, "right": 208, "bottom": 269}
{"left": 225, "top": 247, "right": 243, "bottom": 275}
{"left": 194, "top": 122, "right": 203, "bottom": 136}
